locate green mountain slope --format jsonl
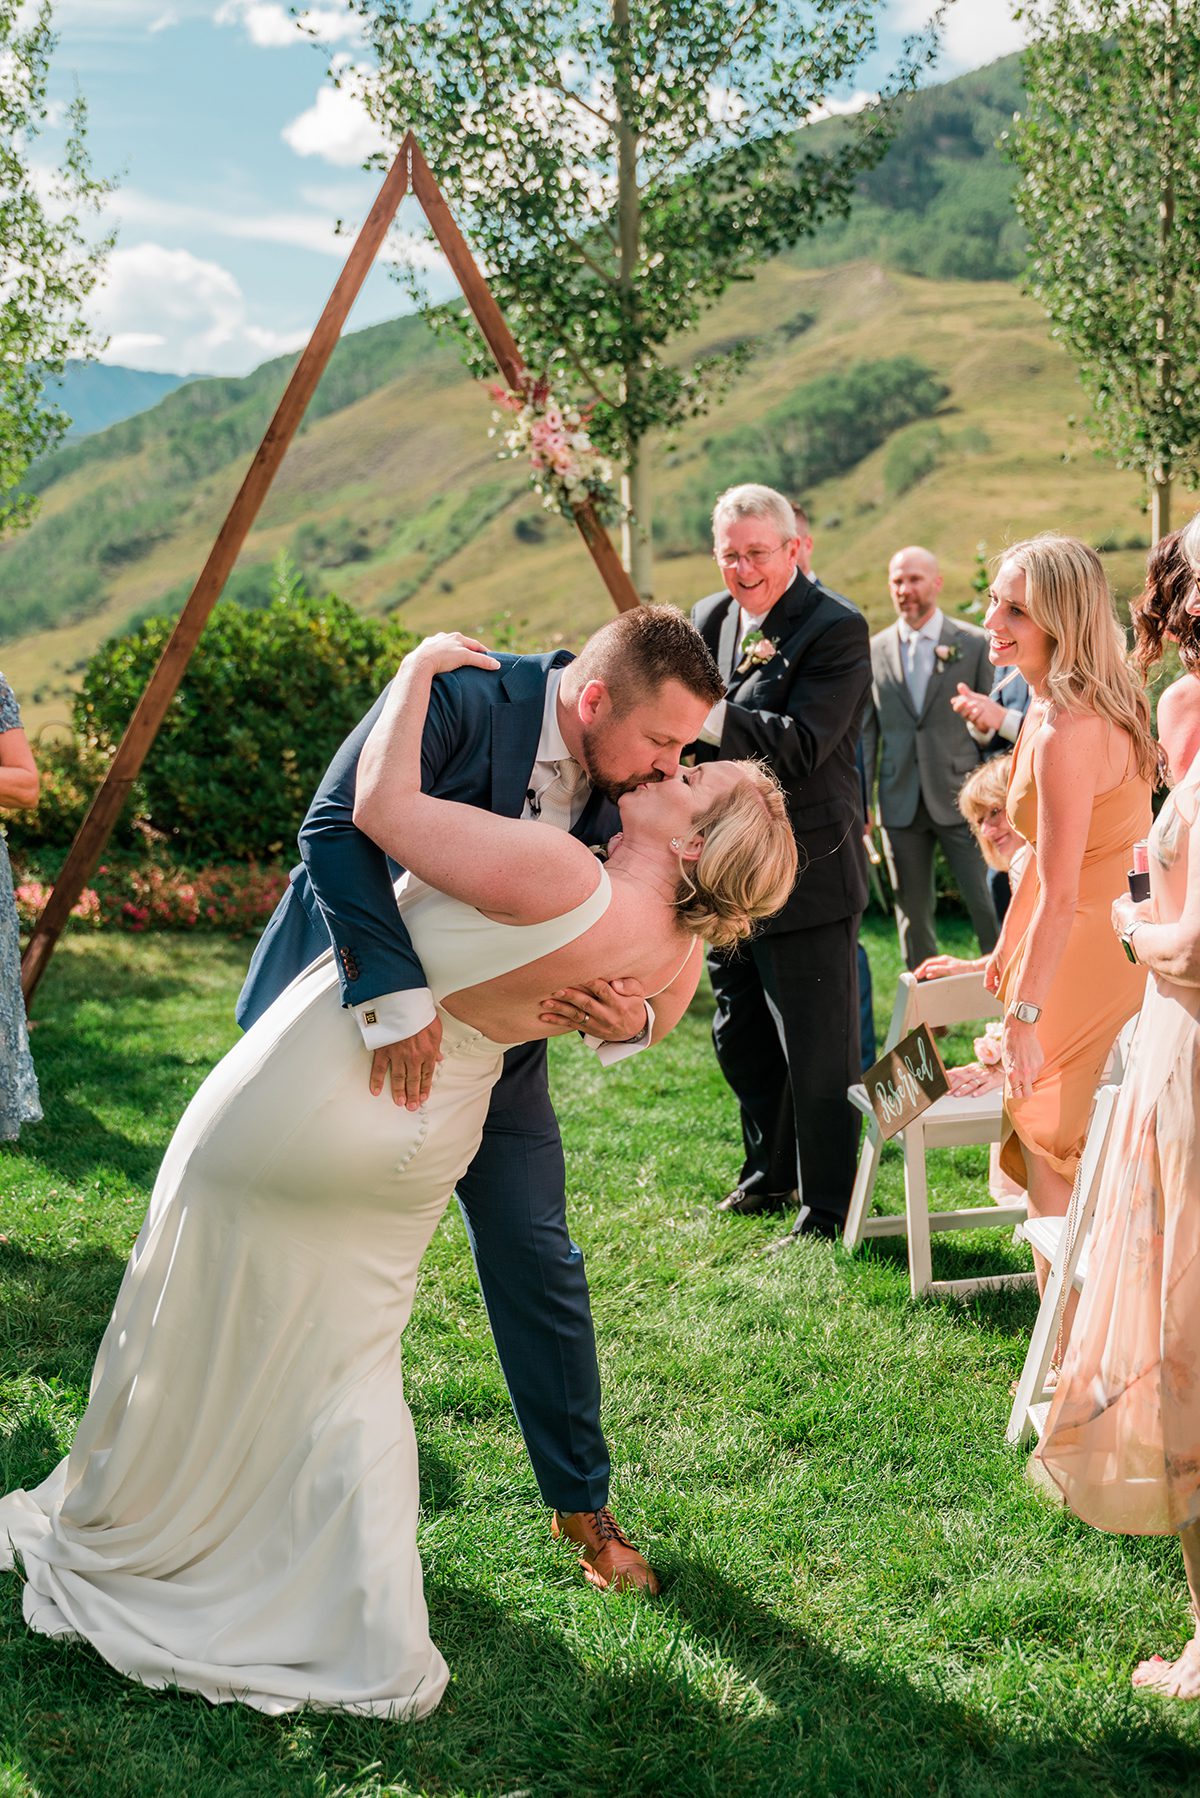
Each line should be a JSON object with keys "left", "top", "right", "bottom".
{"left": 1, "top": 56, "right": 1151, "bottom": 740}
{"left": 49, "top": 362, "right": 191, "bottom": 441}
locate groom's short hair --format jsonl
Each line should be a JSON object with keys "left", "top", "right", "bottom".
{"left": 573, "top": 606, "right": 724, "bottom": 714}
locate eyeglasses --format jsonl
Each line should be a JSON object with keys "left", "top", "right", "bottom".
{"left": 713, "top": 542, "right": 789, "bottom": 569}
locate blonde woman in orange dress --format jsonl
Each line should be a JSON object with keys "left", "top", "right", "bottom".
{"left": 1038, "top": 510, "right": 1200, "bottom": 1698}
{"left": 982, "top": 536, "right": 1155, "bottom": 1291}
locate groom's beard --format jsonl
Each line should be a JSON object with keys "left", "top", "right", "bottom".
{"left": 578, "top": 719, "right": 663, "bottom": 803}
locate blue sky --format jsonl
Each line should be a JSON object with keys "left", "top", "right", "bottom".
{"left": 41, "top": 0, "right": 1024, "bottom": 378}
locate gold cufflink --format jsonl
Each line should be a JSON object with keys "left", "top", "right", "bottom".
{"left": 364, "top": 1009, "right": 377, "bottom": 1026}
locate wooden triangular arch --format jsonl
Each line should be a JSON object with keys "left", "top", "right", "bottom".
{"left": 21, "top": 131, "right": 639, "bottom": 1004}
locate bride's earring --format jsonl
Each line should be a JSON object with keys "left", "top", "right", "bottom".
{"left": 670, "top": 837, "right": 682, "bottom": 851}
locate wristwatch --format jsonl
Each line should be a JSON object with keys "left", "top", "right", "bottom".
{"left": 1120, "top": 920, "right": 1146, "bottom": 964}
{"left": 1008, "top": 999, "right": 1042, "bottom": 1025}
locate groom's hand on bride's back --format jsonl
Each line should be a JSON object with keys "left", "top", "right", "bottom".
{"left": 539, "top": 977, "right": 648, "bottom": 1042}
{"left": 369, "top": 1018, "right": 445, "bottom": 1110}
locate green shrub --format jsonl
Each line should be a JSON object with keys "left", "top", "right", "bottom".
{"left": 883, "top": 424, "right": 946, "bottom": 497}
{"left": 5, "top": 735, "right": 146, "bottom": 861}
{"left": 665, "top": 357, "right": 950, "bottom": 548}
{"left": 70, "top": 569, "right": 416, "bottom": 863}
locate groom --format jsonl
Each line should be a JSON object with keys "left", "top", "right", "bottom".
{"left": 238, "top": 605, "right": 724, "bottom": 1594}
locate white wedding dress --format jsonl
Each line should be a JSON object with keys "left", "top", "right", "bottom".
{"left": 0, "top": 866, "right": 611, "bottom": 1718}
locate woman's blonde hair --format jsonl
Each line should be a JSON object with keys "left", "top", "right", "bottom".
{"left": 957, "top": 755, "right": 1012, "bottom": 870}
{"left": 674, "top": 761, "right": 798, "bottom": 950}
{"left": 997, "top": 534, "right": 1157, "bottom": 782}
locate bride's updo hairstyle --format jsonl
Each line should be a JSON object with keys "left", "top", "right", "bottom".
{"left": 674, "top": 761, "right": 798, "bottom": 949}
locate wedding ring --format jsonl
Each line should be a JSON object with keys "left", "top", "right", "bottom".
{"left": 581, "top": 1010, "right": 589, "bottom": 1023}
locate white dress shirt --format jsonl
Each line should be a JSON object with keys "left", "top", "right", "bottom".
{"left": 897, "top": 607, "right": 944, "bottom": 714}
{"left": 353, "top": 668, "right": 653, "bottom": 1064}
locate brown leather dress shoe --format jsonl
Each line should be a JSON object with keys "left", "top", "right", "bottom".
{"left": 551, "top": 1506, "right": 660, "bottom": 1595}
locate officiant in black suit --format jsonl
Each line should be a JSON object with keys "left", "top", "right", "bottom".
{"left": 691, "top": 484, "right": 871, "bottom": 1239}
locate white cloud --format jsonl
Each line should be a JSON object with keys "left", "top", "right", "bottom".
{"left": 51, "top": 0, "right": 208, "bottom": 25}
{"left": 805, "top": 88, "right": 878, "bottom": 123}
{"left": 706, "top": 85, "right": 748, "bottom": 126}
{"left": 282, "top": 63, "right": 391, "bottom": 166}
{"left": 892, "top": 0, "right": 1025, "bottom": 73}
{"left": 215, "top": 0, "right": 358, "bottom": 50}
{"left": 91, "top": 242, "right": 308, "bottom": 374}
{"left": 148, "top": 9, "right": 180, "bottom": 32}
{"left": 101, "top": 183, "right": 358, "bottom": 258}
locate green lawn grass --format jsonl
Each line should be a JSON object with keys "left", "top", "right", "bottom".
{"left": 3, "top": 920, "right": 1199, "bottom": 1797}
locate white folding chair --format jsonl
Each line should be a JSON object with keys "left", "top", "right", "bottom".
{"left": 843, "top": 970, "right": 1032, "bottom": 1300}
{"left": 1005, "top": 1078, "right": 1122, "bottom": 1445}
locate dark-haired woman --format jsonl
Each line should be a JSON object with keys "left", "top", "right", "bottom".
{"left": 1131, "top": 528, "right": 1200, "bottom": 785}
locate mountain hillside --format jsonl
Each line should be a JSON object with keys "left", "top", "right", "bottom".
{"left": 1, "top": 55, "right": 1152, "bottom": 740}
{"left": 48, "top": 362, "right": 190, "bottom": 440}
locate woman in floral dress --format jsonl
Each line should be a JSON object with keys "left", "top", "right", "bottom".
{"left": 1038, "top": 511, "right": 1200, "bottom": 1697}
{"left": 0, "top": 672, "right": 41, "bottom": 1140}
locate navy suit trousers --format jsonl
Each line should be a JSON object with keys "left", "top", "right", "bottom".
{"left": 454, "top": 1039, "right": 610, "bottom": 1513}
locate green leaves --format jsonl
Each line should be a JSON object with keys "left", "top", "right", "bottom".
{"left": 347, "top": 0, "right": 944, "bottom": 587}
{"left": 66, "top": 573, "right": 417, "bottom": 865}
{"left": 1008, "top": 0, "right": 1200, "bottom": 510}
{"left": 0, "top": 1, "right": 112, "bottom": 538}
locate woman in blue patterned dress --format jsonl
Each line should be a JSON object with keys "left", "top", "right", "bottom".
{"left": 0, "top": 672, "right": 41, "bottom": 1140}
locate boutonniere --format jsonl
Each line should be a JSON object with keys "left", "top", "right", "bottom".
{"left": 736, "top": 630, "right": 778, "bottom": 677}
{"left": 933, "top": 643, "right": 960, "bottom": 673}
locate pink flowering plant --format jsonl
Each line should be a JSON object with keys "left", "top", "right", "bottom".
{"left": 489, "top": 375, "right": 621, "bottom": 521}
{"left": 14, "top": 860, "right": 288, "bottom": 938}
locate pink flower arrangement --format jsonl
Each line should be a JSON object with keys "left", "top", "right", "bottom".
{"left": 974, "top": 1019, "right": 1003, "bottom": 1066}
{"left": 488, "top": 375, "right": 620, "bottom": 520}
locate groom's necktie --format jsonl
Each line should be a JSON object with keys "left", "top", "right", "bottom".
{"left": 901, "top": 626, "right": 931, "bottom": 713}
{"left": 525, "top": 757, "right": 587, "bottom": 832}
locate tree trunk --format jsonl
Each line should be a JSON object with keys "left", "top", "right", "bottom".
{"left": 1149, "top": 9, "right": 1177, "bottom": 552}
{"left": 613, "top": 0, "right": 653, "bottom": 603}
{"left": 620, "top": 439, "right": 653, "bottom": 603}
{"left": 1151, "top": 467, "right": 1172, "bottom": 543}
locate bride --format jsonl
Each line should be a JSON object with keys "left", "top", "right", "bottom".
{"left": 0, "top": 632, "right": 797, "bottom": 1720}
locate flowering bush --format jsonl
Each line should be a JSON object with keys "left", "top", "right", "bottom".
{"left": 14, "top": 860, "right": 288, "bottom": 937}
{"left": 489, "top": 376, "right": 621, "bottom": 521}
{"left": 14, "top": 880, "right": 102, "bottom": 931}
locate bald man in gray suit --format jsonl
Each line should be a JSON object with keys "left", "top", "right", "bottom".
{"left": 861, "top": 546, "right": 998, "bottom": 969}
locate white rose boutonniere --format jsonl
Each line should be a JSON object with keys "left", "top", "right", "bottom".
{"left": 933, "top": 643, "right": 961, "bottom": 674}
{"left": 736, "top": 630, "right": 778, "bottom": 677}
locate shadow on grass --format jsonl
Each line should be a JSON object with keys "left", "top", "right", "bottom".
{"left": 0, "top": 1240, "right": 128, "bottom": 1401}
{"left": 2, "top": 1094, "right": 167, "bottom": 1189}
{"left": 4, "top": 1568, "right": 1198, "bottom": 1798}
{"left": 845, "top": 1228, "right": 1041, "bottom": 1330}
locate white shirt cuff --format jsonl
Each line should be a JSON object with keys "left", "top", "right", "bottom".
{"left": 353, "top": 986, "right": 437, "bottom": 1049}
{"left": 965, "top": 719, "right": 995, "bottom": 746}
{"left": 698, "top": 700, "right": 726, "bottom": 747}
{"left": 582, "top": 999, "right": 657, "bottom": 1066}
{"left": 1000, "top": 708, "right": 1023, "bottom": 743}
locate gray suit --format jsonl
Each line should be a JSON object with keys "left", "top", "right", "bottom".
{"left": 861, "top": 612, "right": 998, "bottom": 967}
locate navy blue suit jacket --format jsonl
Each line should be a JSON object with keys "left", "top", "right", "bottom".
{"left": 237, "top": 649, "right": 619, "bottom": 1028}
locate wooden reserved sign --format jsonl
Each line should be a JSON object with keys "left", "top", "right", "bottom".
{"left": 864, "top": 1024, "right": 949, "bottom": 1140}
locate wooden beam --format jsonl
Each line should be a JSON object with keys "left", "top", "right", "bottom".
{"left": 407, "top": 134, "right": 640, "bottom": 614}
{"left": 20, "top": 145, "right": 413, "bottom": 1005}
